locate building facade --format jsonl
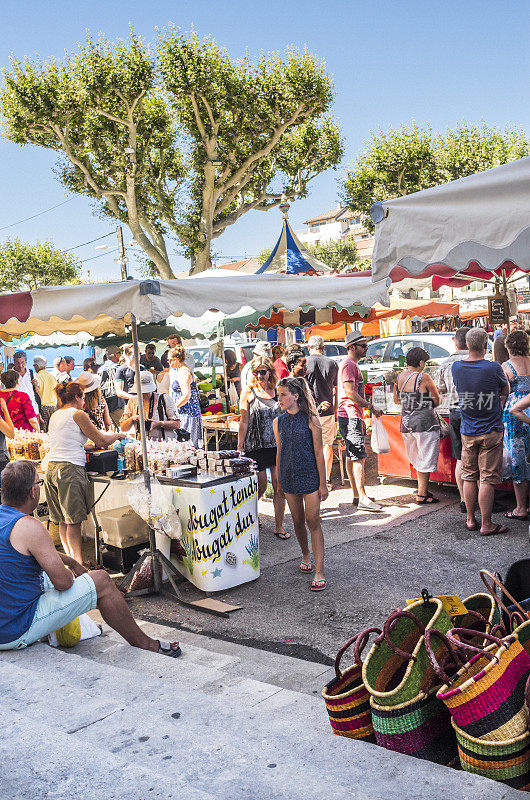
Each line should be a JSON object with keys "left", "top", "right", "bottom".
{"left": 296, "top": 204, "right": 375, "bottom": 260}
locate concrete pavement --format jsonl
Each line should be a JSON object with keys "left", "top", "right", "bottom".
{"left": 129, "top": 475, "right": 526, "bottom": 662}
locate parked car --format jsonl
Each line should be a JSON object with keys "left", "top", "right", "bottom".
{"left": 359, "top": 332, "right": 493, "bottom": 383}
{"left": 301, "top": 341, "right": 348, "bottom": 366}
{"left": 185, "top": 340, "right": 262, "bottom": 380}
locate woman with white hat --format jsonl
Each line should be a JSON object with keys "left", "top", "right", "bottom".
{"left": 120, "top": 371, "right": 180, "bottom": 440}
{"left": 77, "top": 371, "right": 111, "bottom": 431}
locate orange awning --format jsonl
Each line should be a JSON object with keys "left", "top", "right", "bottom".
{"left": 459, "top": 308, "right": 488, "bottom": 320}
{"left": 306, "top": 322, "right": 349, "bottom": 340}
{"left": 370, "top": 299, "right": 459, "bottom": 320}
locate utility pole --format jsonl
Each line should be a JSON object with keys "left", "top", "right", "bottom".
{"left": 116, "top": 225, "right": 128, "bottom": 280}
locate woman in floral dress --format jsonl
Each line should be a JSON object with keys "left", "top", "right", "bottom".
{"left": 502, "top": 330, "right": 530, "bottom": 519}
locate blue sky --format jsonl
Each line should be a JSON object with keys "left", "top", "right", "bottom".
{"left": 1, "top": 0, "right": 528, "bottom": 280}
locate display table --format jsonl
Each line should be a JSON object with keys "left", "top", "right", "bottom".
{"left": 202, "top": 418, "right": 239, "bottom": 450}
{"left": 90, "top": 471, "right": 259, "bottom": 592}
{"left": 376, "top": 413, "right": 456, "bottom": 483}
{"left": 376, "top": 413, "right": 512, "bottom": 490}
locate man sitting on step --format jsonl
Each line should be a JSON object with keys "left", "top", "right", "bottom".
{"left": 0, "top": 461, "right": 181, "bottom": 657}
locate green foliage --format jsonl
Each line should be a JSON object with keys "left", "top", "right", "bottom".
{"left": 1, "top": 28, "right": 343, "bottom": 276}
{"left": 0, "top": 238, "right": 80, "bottom": 292}
{"left": 309, "top": 238, "right": 360, "bottom": 272}
{"left": 343, "top": 121, "right": 530, "bottom": 231}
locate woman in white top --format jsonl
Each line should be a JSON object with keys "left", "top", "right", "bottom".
{"left": 44, "top": 381, "right": 122, "bottom": 565}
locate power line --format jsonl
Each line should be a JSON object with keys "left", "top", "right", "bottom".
{"left": 65, "top": 231, "right": 114, "bottom": 252}
{"left": 81, "top": 247, "right": 118, "bottom": 264}
{"left": 0, "top": 198, "right": 73, "bottom": 232}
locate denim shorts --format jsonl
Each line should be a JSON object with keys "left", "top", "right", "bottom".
{"left": 0, "top": 572, "right": 97, "bottom": 650}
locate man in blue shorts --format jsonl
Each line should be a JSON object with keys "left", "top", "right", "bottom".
{"left": 0, "top": 461, "right": 180, "bottom": 656}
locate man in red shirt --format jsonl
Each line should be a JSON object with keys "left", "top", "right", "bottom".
{"left": 338, "top": 332, "right": 383, "bottom": 512}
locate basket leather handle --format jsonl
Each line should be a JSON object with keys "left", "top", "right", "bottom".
{"left": 480, "top": 569, "right": 530, "bottom": 629}
{"left": 382, "top": 609, "right": 427, "bottom": 662}
{"left": 334, "top": 626, "right": 382, "bottom": 678}
{"left": 424, "top": 627, "right": 465, "bottom": 683}
{"left": 446, "top": 628, "right": 502, "bottom": 661}
{"left": 510, "top": 611, "right": 527, "bottom": 630}
{"left": 490, "top": 622, "right": 508, "bottom": 638}
{"left": 459, "top": 608, "right": 491, "bottom": 630}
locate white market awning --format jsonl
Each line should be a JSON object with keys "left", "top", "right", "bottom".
{"left": 0, "top": 272, "right": 389, "bottom": 338}
{"left": 370, "top": 156, "right": 530, "bottom": 286}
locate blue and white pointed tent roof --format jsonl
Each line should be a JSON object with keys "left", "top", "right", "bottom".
{"left": 256, "top": 201, "right": 332, "bottom": 275}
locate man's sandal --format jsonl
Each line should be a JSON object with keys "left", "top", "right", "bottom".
{"left": 157, "top": 640, "right": 182, "bottom": 658}
{"left": 299, "top": 561, "right": 313, "bottom": 573}
{"left": 274, "top": 530, "right": 291, "bottom": 540}
{"left": 414, "top": 494, "right": 440, "bottom": 505}
{"left": 480, "top": 524, "right": 509, "bottom": 536}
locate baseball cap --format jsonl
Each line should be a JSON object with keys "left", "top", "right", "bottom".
{"left": 105, "top": 345, "right": 122, "bottom": 357}
{"left": 345, "top": 331, "right": 368, "bottom": 347}
{"left": 139, "top": 371, "right": 157, "bottom": 394}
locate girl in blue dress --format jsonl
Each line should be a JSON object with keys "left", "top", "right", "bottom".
{"left": 273, "top": 377, "right": 328, "bottom": 591}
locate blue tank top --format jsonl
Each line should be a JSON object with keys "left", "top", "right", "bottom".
{"left": 0, "top": 504, "right": 44, "bottom": 644}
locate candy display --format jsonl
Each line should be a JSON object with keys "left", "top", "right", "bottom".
{"left": 7, "top": 430, "right": 50, "bottom": 462}
{"left": 121, "top": 438, "right": 257, "bottom": 479}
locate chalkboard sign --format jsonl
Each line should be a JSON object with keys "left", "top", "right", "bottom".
{"left": 488, "top": 295, "right": 508, "bottom": 325}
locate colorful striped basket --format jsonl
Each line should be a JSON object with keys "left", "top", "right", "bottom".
{"left": 453, "top": 593, "right": 502, "bottom": 646}
{"left": 322, "top": 627, "right": 381, "bottom": 742}
{"left": 452, "top": 718, "right": 530, "bottom": 790}
{"left": 430, "top": 628, "right": 530, "bottom": 742}
{"left": 370, "top": 688, "right": 457, "bottom": 765}
{"left": 362, "top": 598, "right": 452, "bottom": 707}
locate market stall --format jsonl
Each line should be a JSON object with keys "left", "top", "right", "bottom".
{"left": 373, "top": 384, "right": 456, "bottom": 484}
{"left": 0, "top": 271, "right": 389, "bottom": 605}
{"left": 89, "top": 460, "right": 259, "bottom": 592}
{"left": 370, "top": 156, "right": 530, "bottom": 331}
{"left": 361, "top": 299, "right": 459, "bottom": 338}
{"left": 369, "top": 159, "right": 530, "bottom": 488}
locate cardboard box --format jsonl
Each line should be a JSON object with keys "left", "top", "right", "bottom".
{"left": 98, "top": 506, "right": 149, "bottom": 549}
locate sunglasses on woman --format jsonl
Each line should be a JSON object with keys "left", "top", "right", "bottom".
{"left": 253, "top": 369, "right": 269, "bottom": 376}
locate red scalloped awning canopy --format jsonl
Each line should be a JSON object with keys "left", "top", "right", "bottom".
{"left": 0, "top": 292, "right": 32, "bottom": 324}
{"left": 389, "top": 261, "right": 520, "bottom": 291}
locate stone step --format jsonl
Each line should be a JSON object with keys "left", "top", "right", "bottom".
{"left": 0, "top": 704, "right": 220, "bottom": 800}
{"left": 0, "top": 637, "right": 518, "bottom": 800}
{"left": 84, "top": 612, "right": 336, "bottom": 695}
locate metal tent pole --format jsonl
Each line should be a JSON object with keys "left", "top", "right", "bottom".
{"left": 117, "top": 313, "right": 230, "bottom": 616}
{"left": 131, "top": 312, "right": 161, "bottom": 593}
